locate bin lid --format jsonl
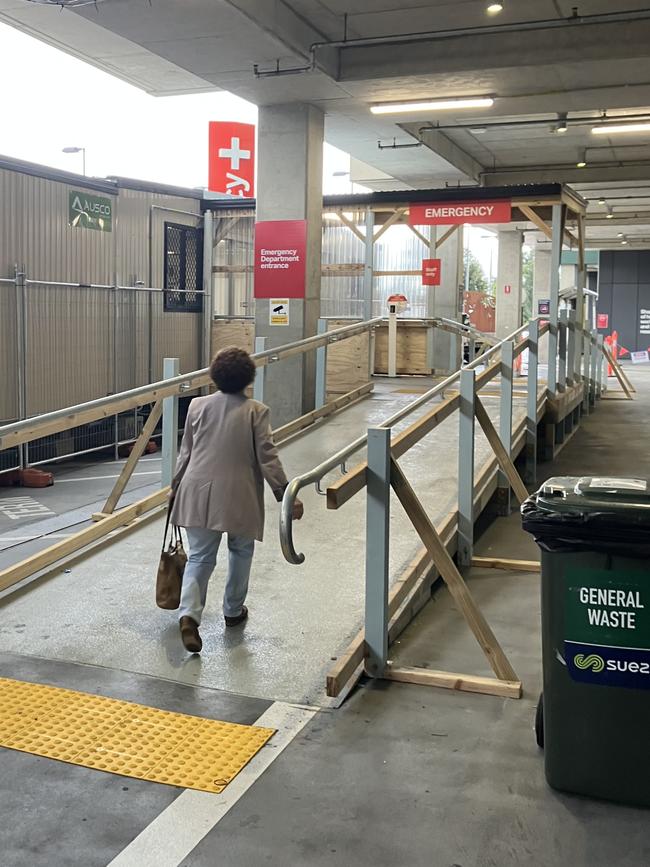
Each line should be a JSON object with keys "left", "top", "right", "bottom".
{"left": 521, "top": 476, "right": 650, "bottom": 553}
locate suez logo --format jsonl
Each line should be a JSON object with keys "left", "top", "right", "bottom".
{"left": 573, "top": 652, "right": 650, "bottom": 676}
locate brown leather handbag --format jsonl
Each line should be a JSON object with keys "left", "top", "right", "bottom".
{"left": 156, "top": 504, "right": 187, "bottom": 610}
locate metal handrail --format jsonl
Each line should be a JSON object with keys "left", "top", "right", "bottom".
{"left": 0, "top": 316, "right": 384, "bottom": 451}
{"left": 280, "top": 320, "right": 533, "bottom": 565}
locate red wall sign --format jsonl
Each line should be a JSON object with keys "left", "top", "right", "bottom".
{"left": 254, "top": 220, "right": 307, "bottom": 299}
{"left": 422, "top": 258, "right": 442, "bottom": 286}
{"left": 597, "top": 313, "right": 609, "bottom": 329}
{"left": 409, "top": 200, "right": 512, "bottom": 226}
{"left": 208, "top": 121, "right": 255, "bottom": 197}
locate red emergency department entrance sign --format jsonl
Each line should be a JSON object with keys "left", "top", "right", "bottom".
{"left": 422, "top": 258, "right": 441, "bottom": 286}
{"left": 409, "top": 200, "right": 511, "bottom": 225}
{"left": 254, "top": 220, "right": 307, "bottom": 299}
{"left": 208, "top": 121, "right": 255, "bottom": 198}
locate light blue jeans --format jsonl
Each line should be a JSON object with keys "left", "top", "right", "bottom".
{"left": 178, "top": 527, "right": 255, "bottom": 625}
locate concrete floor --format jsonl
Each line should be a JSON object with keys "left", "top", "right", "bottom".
{"left": 0, "top": 378, "right": 528, "bottom": 707}
{"left": 2, "top": 369, "right": 648, "bottom": 866}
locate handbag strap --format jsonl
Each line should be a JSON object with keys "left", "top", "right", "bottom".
{"left": 162, "top": 501, "right": 173, "bottom": 553}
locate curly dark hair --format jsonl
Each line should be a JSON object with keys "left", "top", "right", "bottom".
{"left": 209, "top": 347, "right": 256, "bottom": 394}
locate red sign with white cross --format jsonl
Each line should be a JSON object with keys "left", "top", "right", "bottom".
{"left": 422, "top": 258, "right": 442, "bottom": 286}
{"left": 208, "top": 121, "right": 255, "bottom": 198}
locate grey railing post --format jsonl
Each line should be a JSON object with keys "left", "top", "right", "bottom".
{"left": 161, "top": 357, "right": 180, "bottom": 488}
{"left": 450, "top": 333, "right": 459, "bottom": 371}
{"left": 253, "top": 336, "right": 267, "bottom": 403}
{"left": 363, "top": 209, "right": 375, "bottom": 321}
{"left": 458, "top": 367, "right": 476, "bottom": 566}
{"left": 582, "top": 331, "right": 591, "bottom": 415}
{"left": 315, "top": 319, "right": 328, "bottom": 409}
{"left": 558, "top": 310, "right": 568, "bottom": 392}
{"left": 524, "top": 320, "right": 539, "bottom": 485}
{"left": 590, "top": 335, "right": 598, "bottom": 407}
{"left": 14, "top": 265, "right": 27, "bottom": 469}
{"left": 364, "top": 426, "right": 391, "bottom": 678}
{"left": 548, "top": 204, "right": 563, "bottom": 396}
{"left": 596, "top": 335, "right": 605, "bottom": 396}
{"left": 497, "top": 340, "right": 514, "bottom": 515}
{"left": 566, "top": 310, "right": 576, "bottom": 388}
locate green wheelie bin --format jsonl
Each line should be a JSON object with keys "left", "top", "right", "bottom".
{"left": 522, "top": 476, "right": 650, "bottom": 807}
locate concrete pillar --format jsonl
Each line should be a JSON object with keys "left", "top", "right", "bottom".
{"left": 255, "top": 103, "right": 324, "bottom": 427}
{"left": 495, "top": 230, "right": 523, "bottom": 339}
{"left": 533, "top": 246, "right": 551, "bottom": 363}
{"left": 431, "top": 226, "right": 463, "bottom": 372}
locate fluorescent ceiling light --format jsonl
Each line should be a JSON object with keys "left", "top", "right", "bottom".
{"left": 592, "top": 122, "right": 650, "bottom": 135}
{"left": 370, "top": 97, "right": 494, "bottom": 115}
{"left": 486, "top": 2, "right": 504, "bottom": 13}
{"left": 576, "top": 150, "right": 587, "bottom": 168}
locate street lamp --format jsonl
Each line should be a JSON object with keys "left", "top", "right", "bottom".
{"left": 62, "top": 146, "right": 86, "bottom": 176}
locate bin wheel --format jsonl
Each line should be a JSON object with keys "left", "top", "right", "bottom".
{"left": 535, "top": 693, "right": 544, "bottom": 749}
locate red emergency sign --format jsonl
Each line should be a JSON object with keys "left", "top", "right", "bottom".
{"left": 208, "top": 121, "right": 255, "bottom": 198}
{"left": 422, "top": 258, "right": 441, "bottom": 286}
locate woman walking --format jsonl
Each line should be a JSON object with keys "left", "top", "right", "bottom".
{"left": 170, "top": 347, "right": 303, "bottom": 653}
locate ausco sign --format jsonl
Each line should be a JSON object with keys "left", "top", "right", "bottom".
{"left": 565, "top": 568, "right": 650, "bottom": 689}
{"left": 409, "top": 200, "right": 511, "bottom": 226}
{"left": 68, "top": 190, "right": 113, "bottom": 232}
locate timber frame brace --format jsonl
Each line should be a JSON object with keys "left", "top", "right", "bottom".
{"left": 363, "top": 411, "right": 532, "bottom": 701}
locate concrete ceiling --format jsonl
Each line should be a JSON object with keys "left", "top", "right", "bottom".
{"left": 4, "top": 0, "right": 650, "bottom": 246}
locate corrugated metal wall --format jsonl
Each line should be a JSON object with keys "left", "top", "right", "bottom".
{"left": 0, "top": 166, "right": 203, "bottom": 419}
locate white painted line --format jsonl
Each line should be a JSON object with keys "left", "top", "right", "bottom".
{"left": 54, "top": 471, "right": 160, "bottom": 482}
{"left": 0, "top": 533, "right": 73, "bottom": 542}
{"left": 107, "top": 702, "right": 316, "bottom": 867}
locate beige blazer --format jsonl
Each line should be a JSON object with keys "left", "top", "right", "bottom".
{"left": 170, "top": 392, "right": 288, "bottom": 541}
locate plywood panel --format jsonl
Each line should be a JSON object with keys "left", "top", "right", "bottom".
{"left": 210, "top": 319, "right": 254, "bottom": 358}
{"left": 374, "top": 323, "right": 431, "bottom": 375}
{"left": 325, "top": 318, "right": 370, "bottom": 398}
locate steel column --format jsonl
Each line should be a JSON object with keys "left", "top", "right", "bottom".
{"left": 202, "top": 209, "right": 214, "bottom": 370}
{"left": 596, "top": 335, "right": 605, "bottom": 396}
{"left": 524, "top": 319, "right": 539, "bottom": 485}
{"left": 14, "top": 266, "right": 27, "bottom": 469}
{"left": 315, "top": 319, "right": 328, "bottom": 409}
{"left": 458, "top": 368, "right": 476, "bottom": 566}
{"left": 548, "top": 204, "right": 563, "bottom": 396}
{"left": 253, "top": 336, "right": 267, "bottom": 403}
{"left": 558, "top": 310, "right": 568, "bottom": 392}
{"left": 364, "top": 426, "right": 391, "bottom": 677}
{"left": 582, "top": 332, "right": 591, "bottom": 414}
{"left": 161, "top": 357, "right": 180, "bottom": 488}
{"left": 590, "top": 335, "right": 598, "bottom": 406}
{"left": 497, "top": 340, "right": 514, "bottom": 515}
{"left": 566, "top": 310, "right": 576, "bottom": 388}
{"left": 388, "top": 307, "right": 398, "bottom": 377}
{"left": 363, "top": 209, "right": 375, "bottom": 321}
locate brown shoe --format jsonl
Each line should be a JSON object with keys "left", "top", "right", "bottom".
{"left": 179, "top": 616, "right": 202, "bottom": 653}
{"left": 224, "top": 605, "right": 248, "bottom": 628}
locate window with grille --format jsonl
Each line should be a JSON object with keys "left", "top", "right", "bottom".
{"left": 163, "top": 222, "right": 203, "bottom": 313}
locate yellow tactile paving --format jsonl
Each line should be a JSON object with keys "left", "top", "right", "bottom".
{"left": 0, "top": 677, "right": 275, "bottom": 793}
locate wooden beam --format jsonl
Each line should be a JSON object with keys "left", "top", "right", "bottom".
{"left": 602, "top": 345, "right": 633, "bottom": 399}
{"left": 519, "top": 204, "right": 552, "bottom": 241}
{"left": 384, "top": 665, "right": 522, "bottom": 699}
{"left": 373, "top": 207, "right": 407, "bottom": 243}
{"left": 406, "top": 224, "right": 430, "bottom": 248}
{"left": 335, "top": 211, "right": 365, "bottom": 243}
{"left": 0, "top": 488, "right": 169, "bottom": 593}
{"left": 274, "top": 383, "right": 373, "bottom": 443}
{"left": 437, "top": 224, "right": 459, "bottom": 248}
{"left": 473, "top": 397, "right": 529, "bottom": 504}
{"left": 389, "top": 457, "right": 519, "bottom": 683}
{"left": 326, "top": 393, "right": 460, "bottom": 510}
{"left": 102, "top": 400, "right": 163, "bottom": 515}
{"left": 212, "top": 264, "right": 253, "bottom": 274}
{"left": 333, "top": 210, "right": 366, "bottom": 244}
{"left": 373, "top": 269, "right": 423, "bottom": 277}
{"left": 325, "top": 410, "right": 537, "bottom": 698}
{"left": 321, "top": 263, "right": 364, "bottom": 275}
{"left": 471, "top": 557, "right": 540, "bottom": 573}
